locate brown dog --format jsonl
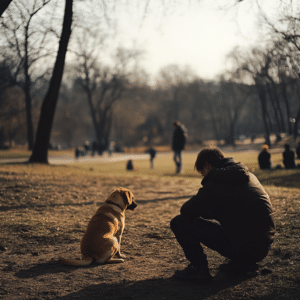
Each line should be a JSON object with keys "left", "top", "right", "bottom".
{"left": 60, "top": 188, "right": 137, "bottom": 266}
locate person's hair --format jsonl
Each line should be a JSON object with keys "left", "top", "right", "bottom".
{"left": 262, "top": 144, "right": 269, "bottom": 151}
{"left": 284, "top": 143, "right": 290, "bottom": 150}
{"left": 173, "top": 121, "right": 181, "bottom": 127}
{"left": 195, "top": 147, "right": 225, "bottom": 171}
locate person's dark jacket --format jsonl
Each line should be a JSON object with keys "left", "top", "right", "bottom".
{"left": 283, "top": 149, "right": 295, "bottom": 169}
{"left": 296, "top": 142, "right": 300, "bottom": 159}
{"left": 172, "top": 126, "right": 186, "bottom": 151}
{"left": 180, "top": 158, "right": 275, "bottom": 253}
{"left": 258, "top": 150, "right": 271, "bottom": 169}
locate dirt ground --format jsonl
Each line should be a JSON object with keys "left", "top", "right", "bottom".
{"left": 0, "top": 165, "right": 300, "bottom": 300}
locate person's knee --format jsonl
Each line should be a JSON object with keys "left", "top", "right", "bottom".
{"left": 170, "top": 215, "right": 181, "bottom": 233}
{"left": 170, "top": 215, "right": 188, "bottom": 230}
{"left": 170, "top": 214, "right": 194, "bottom": 235}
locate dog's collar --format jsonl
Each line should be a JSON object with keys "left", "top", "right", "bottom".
{"left": 106, "top": 201, "right": 123, "bottom": 210}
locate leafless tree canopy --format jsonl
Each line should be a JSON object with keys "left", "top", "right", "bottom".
{"left": 1, "top": 0, "right": 300, "bottom": 155}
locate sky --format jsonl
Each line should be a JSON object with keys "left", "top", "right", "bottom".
{"left": 111, "top": 0, "right": 282, "bottom": 80}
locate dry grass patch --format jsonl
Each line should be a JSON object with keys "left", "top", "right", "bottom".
{"left": 0, "top": 163, "right": 299, "bottom": 300}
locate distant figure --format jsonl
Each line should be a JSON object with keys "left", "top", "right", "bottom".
{"left": 283, "top": 143, "right": 296, "bottom": 169}
{"left": 126, "top": 160, "right": 137, "bottom": 171}
{"left": 75, "top": 147, "right": 80, "bottom": 159}
{"left": 92, "top": 141, "right": 98, "bottom": 156}
{"left": 108, "top": 141, "right": 115, "bottom": 157}
{"left": 258, "top": 145, "right": 272, "bottom": 169}
{"left": 172, "top": 121, "right": 187, "bottom": 173}
{"left": 146, "top": 147, "right": 157, "bottom": 169}
{"left": 296, "top": 142, "right": 300, "bottom": 159}
{"left": 84, "top": 141, "right": 90, "bottom": 155}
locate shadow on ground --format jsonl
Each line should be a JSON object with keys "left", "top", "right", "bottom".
{"left": 15, "top": 262, "right": 258, "bottom": 300}
{"left": 58, "top": 271, "right": 257, "bottom": 300}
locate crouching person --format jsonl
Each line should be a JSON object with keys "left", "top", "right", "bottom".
{"left": 170, "top": 147, "right": 275, "bottom": 280}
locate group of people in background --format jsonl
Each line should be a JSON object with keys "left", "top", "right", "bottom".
{"left": 127, "top": 121, "right": 187, "bottom": 173}
{"left": 258, "top": 142, "right": 300, "bottom": 170}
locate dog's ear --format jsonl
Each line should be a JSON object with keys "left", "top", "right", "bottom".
{"left": 122, "top": 190, "right": 132, "bottom": 205}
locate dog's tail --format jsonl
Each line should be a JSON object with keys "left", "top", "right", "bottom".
{"left": 59, "top": 256, "right": 93, "bottom": 266}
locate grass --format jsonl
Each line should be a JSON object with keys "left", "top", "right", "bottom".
{"left": 0, "top": 149, "right": 73, "bottom": 159}
{"left": 53, "top": 150, "right": 300, "bottom": 189}
{"left": 1, "top": 149, "right": 299, "bottom": 189}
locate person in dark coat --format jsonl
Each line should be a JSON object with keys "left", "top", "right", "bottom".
{"left": 296, "top": 142, "right": 300, "bottom": 159}
{"left": 172, "top": 121, "right": 187, "bottom": 173}
{"left": 283, "top": 143, "right": 295, "bottom": 169}
{"left": 126, "top": 159, "right": 134, "bottom": 171}
{"left": 146, "top": 147, "right": 157, "bottom": 169}
{"left": 258, "top": 144, "right": 272, "bottom": 169}
{"left": 170, "top": 147, "right": 275, "bottom": 280}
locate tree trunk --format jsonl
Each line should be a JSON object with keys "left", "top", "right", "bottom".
{"left": 24, "top": 85, "right": 34, "bottom": 150}
{"left": 0, "top": 0, "right": 13, "bottom": 17}
{"left": 280, "top": 80, "right": 292, "bottom": 134}
{"left": 29, "top": 0, "right": 73, "bottom": 163}
{"left": 207, "top": 97, "right": 220, "bottom": 141}
{"left": 24, "top": 27, "right": 34, "bottom": 150}
{"left": 294, "top": 104, "right": 300, "bottom": 139}
{"left": 255, "top": 81, "right": 271, "bottom": 146}
{"left": 266, "top": 83, "right": 284, "bottom": 133}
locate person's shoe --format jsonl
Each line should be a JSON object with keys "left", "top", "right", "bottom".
{"left": 219, "top": 260, "right": 259, "bottom": 274}
{"left": 175, "top": 264, "right": 212, "bottom": 280}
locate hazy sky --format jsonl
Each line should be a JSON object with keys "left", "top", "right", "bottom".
{"left": 112, "top": 0, "right": 282, "bottom": 80}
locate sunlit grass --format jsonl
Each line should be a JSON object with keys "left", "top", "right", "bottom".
{"left": 0, "top": 149, "right": 73, "bottom": 159}
{"left": 1, "top": 149, "right": 299, "bottom": 189}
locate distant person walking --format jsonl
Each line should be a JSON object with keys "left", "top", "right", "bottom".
{"left": 146, "top": 147, "right": 157, "bottom": 170}
{"left": 283, "top": 143, "right": 296, "bottom": 169}
{"left": 258, "top": 145, "right": 272, "bottom": 169}
{"left": 172, "top": 121, "right": 187, "bottom": 173}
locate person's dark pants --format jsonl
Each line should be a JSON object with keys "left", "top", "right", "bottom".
{"left": 170, "top": 215, "right": 269, "bottom": 268}
{"left": 173, "top": 150, "right": 182, "bottom": 173}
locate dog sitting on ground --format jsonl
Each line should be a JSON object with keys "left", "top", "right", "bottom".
{"left": 60, "top": 187, "right": 137, "bottom": 266}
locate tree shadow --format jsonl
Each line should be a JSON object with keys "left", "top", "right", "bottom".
{"left": 56, "top": 271, "right": 258, "bottom": 300}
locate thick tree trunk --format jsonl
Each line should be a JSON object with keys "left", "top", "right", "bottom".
{"left": 0, "top": 0, "right": 12, "bottom": 17}
{"left": 29, "top": 0, "right": 73, "bottom": 163}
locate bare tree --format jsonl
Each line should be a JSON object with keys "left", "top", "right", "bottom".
{"left": 0, "top": 0, "right": 55, "bottom": 150}
{"left": 29, "top": 0, "right": 73, "bottom": 163}
{"left": 229, "top": 46, "right": 282, "bottom": 146}
{"left": 157, "top": 64, "right": 196, "bottom": 132}
{"left": 217, "top": 79, "right": 250, "bottom": 145}
{"left": 74, "top": 40, "right": 142, "bottom": 152}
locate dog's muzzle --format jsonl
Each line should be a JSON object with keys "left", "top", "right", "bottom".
{"left": 127, "top": 201, "right": 137, "bottom": 211}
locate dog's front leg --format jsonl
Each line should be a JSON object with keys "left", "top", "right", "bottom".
{"left": 115, "top": 218, "right": 126, "bottom": 258}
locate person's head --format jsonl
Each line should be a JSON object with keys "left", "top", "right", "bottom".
{"left": 284, "top": 143, "right": 290, "bottom": 150}
{"left": 262, "top": 144, "right": 269, "bottom": 152}
{"left": 173, "top": 121, "right": 180, "bottom": 128}
{"left": 195, "top": 147, "right": 225, "bottom": 177}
